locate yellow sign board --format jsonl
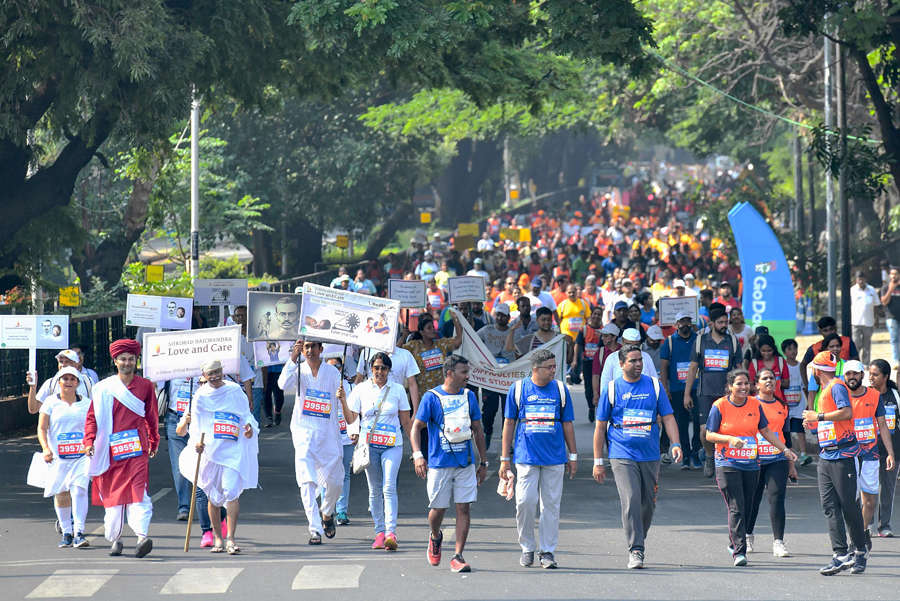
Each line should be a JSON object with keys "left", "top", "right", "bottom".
{"left": 146, "top": 265, "right": 164, "bottom": 282}
{"left": 458, "top": 223, "right": 478, "bottom": 237}
{"left": 420, "top": 212, "right": 432, "bottom": 224}
{"left": 58, "top": 286, "right": 80, "bottom": 307}
{"left": 509, "top": 188, "right": 519, "bottom": 200}
{"left": 518, "top": 228, "right": 532, "bottom": 242}
{"left": 500, "top": 227, "right": 519, "bottom": 241}
{"left": 336, "top": 235, "right": 349, "bottom": 249}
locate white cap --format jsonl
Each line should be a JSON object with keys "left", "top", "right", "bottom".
{"left": 675, "top": 311, "right": 693, "bottom": 322}
{"left": 202, "top": 359, "right": 223, "bottom": 373}
{"left": 55, "top": 349, "right": 79, "bottom": 363}
{"left": 622, "top": 328, "right": 641, "bottom": 343}
{"left": 600, "top": 323, "right": 620, "bottom": 336}
{"left": 493, "top": 302, "right": 510, "bottom": 316}
{"left": 55, "top": 366, "right": 82, "bottom": 380}
{"left": 684, "top": 273, "right": 695, "bottom": 280}
{"left": 843, "top": 360, "right": 865, "bottom": 373}
{"left": 672, "top": 279, "right": 686, "bottom": 288}
{"left": 646, "top": 325, "right": 664, "bottom": 340}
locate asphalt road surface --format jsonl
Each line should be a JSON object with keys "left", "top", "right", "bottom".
{"left": 2, "top": 382, "right": 898, "bottom": 601}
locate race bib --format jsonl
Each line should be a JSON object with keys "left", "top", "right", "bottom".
{"left": 784, "top": 386, "right": 802, "bottom": 407}
{"left": 339, "top": 417, "right": 348, "bottom": 436}
{"left": 367, "top": 423, "right": 398, "bottom": 449}
{"left": 566, "top": 317, "right": 584, "bottom": 333}
{"left": 676, "top": 362, "right": 690, "bottom": 382}
{"left": 703, "top": 349, "right": 730, "bottom": 371}
{"left": 421, "top": 348, "right": 443, "bottom": 371}
{"left": 110, "top": 429, "right": 142, "bottom": 461}
{"left": 524, "top": 404, "right": 556, "bottom": 434}
{"left": 175, "top": 389, "right": 191, "bottom": 414}
{"left": 57, "top": 432, "right": 85, "bottom": 459}
{"left": 817, "top": 420, "right": 837, "bottom": 446}
{"left": 756, "top": 432, "right": 780, "bottom": 457}
{"left": 584, "top": 342, "right": 598, "bottom": 358}
{"left": 214, "top": 411, "right": 240, "bottom": 441}
{"left": 303, "top": 388, "right": 332, "bottom": 418}
{"left": 723, "top": 436, "right": 757, "bottom": 460}
{"left": 853, "top": 417, "right": 876, "bottom": 444}
{"left": 886, "top": 406, "right": 897, "bottom": 431}
{"left": 622, "top": 408, "right": 653, "bottom": 438}
{"left": 428, "top": 293, "right": 443, "bottom": 308}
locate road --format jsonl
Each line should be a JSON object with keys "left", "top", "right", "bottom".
{"left": 1, "top": 380, "right": 898, "bottom": 601}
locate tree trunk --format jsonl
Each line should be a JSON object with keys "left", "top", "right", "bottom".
{"left": 285, "top": 215, "right": 322, "bottom": 276}
{"left": 363, "top": 196, "right": 415, "bottom": 261}
{"left": 435, "top": 138, "right": 501, "bottom": 224}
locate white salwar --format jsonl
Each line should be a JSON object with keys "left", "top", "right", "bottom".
{"left": 279, "top": 360, "right": 344, "bottom": 535}
{"left": 178, "top": 381, "right": 259, "bottom": 506}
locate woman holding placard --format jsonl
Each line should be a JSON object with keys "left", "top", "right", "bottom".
{"left": 35, "top": 366, "right": 92, "bottom": 548}
{"left": 345, "top": 352, "right": 411, "bottom": 551}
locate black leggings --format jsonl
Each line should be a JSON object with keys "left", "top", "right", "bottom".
{"left": 746, "top": 460, "right": 788, "bottom": 539}
{"left": 264, "top": 370, "right": 285, "bottom": 418}
{"left": 716, "top": 466, "right": 759, "bottom": 556}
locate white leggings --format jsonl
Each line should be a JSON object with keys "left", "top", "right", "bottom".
{"left": 54, "top": 486, "right": 89, "bottom": 534}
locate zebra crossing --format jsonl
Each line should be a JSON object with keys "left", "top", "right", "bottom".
{"left": 23, "top": 564, "right": 366, "bottom": 598}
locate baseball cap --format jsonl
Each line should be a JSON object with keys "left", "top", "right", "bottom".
{"left": 812, "top": 351, "right": 837, "bottom": 372}
{"left": 339, "top": 274, "right": 351, "bottom": 282}
{"left": 532, "top": 277, "right": 543, "bottom": 288}
{"left": 754, "top": 325, "right": 769, "bottom": 336}
{"left": 614, "top": 301, "right": 628, "bottom": 311}
{"left": 621, "top": 279, "right": 634, "bottom": 287}
{"left": 646, "top": 325, "right": 664, "bottom": 340}
{"left": 684, "top": 273, "right": 695, "bottom": 280}
{"left": 672, "top": 279, "right": 686, "bottom": 288}
{"left": 493, "top": 302, "right": 510, "bottom": 316}
{"left": 55, "top": 349, "right": 79, "bottom": 363}
{"left": 622, "top": 328, "right": 641, "bottom": 342}
{"left": 55, "top": 366, "right": 82, "bottom": 380}
{"left": 424, "top": 250, "right": 434, "bottom": 258}
{"left": 600, "top": 323, "right": 620, "bottom": 336}
{"left": 675, "top": 311, "right": 693, "bottom": 323}
{"left": 843, "top": 360, "right": 865, "bottom": 373}
{"left": 474, "top": 257, "right": 483, "bottom": 264}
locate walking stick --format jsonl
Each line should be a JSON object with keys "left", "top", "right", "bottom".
{"left": 183, "top": 432, "right": 205, "bottom": 552}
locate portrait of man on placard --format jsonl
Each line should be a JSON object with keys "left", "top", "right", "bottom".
{"left": 247, "top": 291, "right": 303, "bottom": 341}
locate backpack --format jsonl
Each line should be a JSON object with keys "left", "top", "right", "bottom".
{"left": 513, "top": 378, "right": 567, "bottom": 410}
{"left": 694, "top": 331, "right": 740, "bottom": 367}
{"left": 607, "top": 376, "right": 661, "bottom": 409}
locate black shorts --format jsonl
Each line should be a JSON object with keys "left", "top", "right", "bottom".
{"left": 698, "top": 395, "right": 718, "bottom": 424}
{"left": 789, "top": 417, "right": 805, "bottom": 434}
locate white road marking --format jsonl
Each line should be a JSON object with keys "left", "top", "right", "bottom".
{"left": 26, "top": 569, "right": 118, "bottom": 598}
{"left": 291, "top": 564, "right": 364, "bottom": 590}
{"left": 160, "top": 567, "right": 243, "bottom": 595}
{"left": 1, "top": 556, "right": 405, "bottom": 569}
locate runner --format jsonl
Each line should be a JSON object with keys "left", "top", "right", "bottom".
{"left": 743, "top": 368, "right": 797, "bottom": 558}
{"left": 83, "top": 339, "right": 159, "bottom": 558}
{"left": 705, "top": 369, "right": 796, "bottom": 566}
{"left": 781, "top": 338, "right": 813, "bottom": 466}
{"left": 177, "top": 360, "right": 259, "bottom": 555}
{"left": 573, "top": 307, "right": 604, "bottom": 422}
{"left": 476, "top": 303, "right": 516, "bottom": 449}
{"left": 35, "top": 366, "right": 91, "bottom": 549}
{"left": 410, "top": 355, "right": 488, "bottom": 573}
{"left": 556, "top": 283, "right": 590, "bottom": 385}
{"left": 593, "top": 345, "right": 681, "bottom": 569}
{"left": 659, "top": 312, "right": 702, "bottom": 470}
{"left": 323, "top": 352, "right": 358, "bottom": 526}
{"left": 869, "top": 359, "right": 899, "bottom": 536}
{"left": 499, "top": 349, "right": 577, "bottom": 569}
{"left": 599, "top": 328, "right": 659, "bottom": 396}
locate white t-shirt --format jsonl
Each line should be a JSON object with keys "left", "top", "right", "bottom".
{"left": 785, "top": 362, "right": 805, "bottom": 419}
{"left": 466, "top": 269, "right": 491, "bottom": 284}
{"left": 850, "top": 284, "right": 880, "bottom": 327}
{"left": 599, "top": 350, "right": 659, "bottom": 397}
{"left": 348, "top": 380, "right": 410, "bottom": 448}
{"left": 356, "top": 346, "right": 420, "bottom": 385}
{"left": 526, "top": 291, "right": 557, "bottom": 315}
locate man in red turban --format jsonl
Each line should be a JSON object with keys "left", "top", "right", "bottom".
{"left": 83, "top": 338, "right": 159, "bottom": 557}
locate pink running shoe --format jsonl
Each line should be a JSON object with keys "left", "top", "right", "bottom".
{"left": 384, "top": 532, "right": 398, "bottom": 551}
{"left": 372, "top": 532, "right": 386, "bottom": 549}
{"left": 201, "top": 530, "right": 214, "bottom": 548}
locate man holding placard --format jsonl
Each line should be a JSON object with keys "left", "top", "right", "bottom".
{"left": 83, "top": 339, "right": 159, "bottom": 558}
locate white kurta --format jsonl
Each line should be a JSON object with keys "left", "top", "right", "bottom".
{"left": 279, "top": 360, "right": 344, "bottom": 488}
{"left": 39, "top": 395, "right": 90, "bottom": 496}
{"left": 178, "top": 381, "right": 259, "bottom": 505}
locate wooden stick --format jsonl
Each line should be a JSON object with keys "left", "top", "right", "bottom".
{"left": 183, "top": 432, "right": 205, "bottom": 552}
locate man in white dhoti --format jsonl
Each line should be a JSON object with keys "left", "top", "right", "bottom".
{"left": 177, "top": 360, "right": 259, "bottom": 554}
{"left": 279, "top": 338, "right": 351, "bottom": 544}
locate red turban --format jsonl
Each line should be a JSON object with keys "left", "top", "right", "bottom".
{"left": 109, "top": 339, "right": 141, "bottom": 359}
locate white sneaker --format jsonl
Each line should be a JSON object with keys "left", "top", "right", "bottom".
{"left": 746, "top": 534, "right": 754, "bottom": 553}
{"left": 773, "top": 539, "right": 790, "bottom": 557}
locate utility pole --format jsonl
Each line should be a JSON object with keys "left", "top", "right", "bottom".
{"left": 836, "top": 44, "right": 851, "bottom": 334}
{"left": 792, "top": 131, "right": 804, "bottom": 235}
{"left": 503, "top": 136, "right": 511, "bottom": 208}
{"left": 807, "top": 152, "right": 816, "bottom": 238}
{"left": 189, "top": 90, "right": 200, "bottom": 281}
{"left": 823, "top": 33, "right": 837, "bottom": 317}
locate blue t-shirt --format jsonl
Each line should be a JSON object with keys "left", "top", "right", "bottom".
{"left": 659, "top": 332, "right": 698, "bottom": 393}
{"left": 597, "top": 375, "right": 673, "bottom": 462}
{"left": 504, "top": 379, "right": 574, "bottom": 465}
{"left": 416, "top": 386, "right": 482, "bottom": 468}
{"left": 706, "top": 400, "right": 768, "bottom": 470}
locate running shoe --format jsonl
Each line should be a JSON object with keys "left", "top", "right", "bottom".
{"left": 520, "top": 551, "right": 534, "bottom": 567}
{"left": 135, "top": 536, "right": 153, "bottom": 558}
{"left": 58, "top": 533, "right": 73, "bottom": 548}
{"left": 680, "top": 461, "right": 691, "bottom": 471}
{"left": 539, "top": 552, "right": 557, "bottom": 569}
{"left": 773, "top": 539, "right": 790, "bottom": 557}
{"left": 372, "top": 532, "right": 386, "bottom": 549}
{"left": 703, "top": 457, "right": 715, "bottom": 478}
{"left": 274, "top": 411, "right": 282, "bottom": 426}
{"left": 384, "top": 532, "right": 398, "bottom": 551}
{"left": 427, "top": 532, "right": 442, "bottom": 566}
{"left": 878, "top": 528, "right": 894, "bottom": 538}
{"left": 850, "top": 552, "right": 867, "bottom": 574}
{"left": 799, "top": 453, "right": 813, "bottom": 467}
{"left": 819, "top": 552, "right": 853, "bottom": 575}
{"left": 691, "top": 454, "right": 703, "bottom": 470}
{"left": 73, "top": 533, "right": 89, "bottom": 548}
{"left": 109, "top": 540, "right": 123, "bottom": 556}
{"left": 627, "top": 550, "right": 644, "bottom": 569}
{"left": 733, "top": 554, "right": 747, "bottom": 567}
{"left": 201, "top": 530, "right": 214, "bottom": 548}
{"left": 336, "top": 511, "right": 350, "bottom": 525}
{"left": 746, "top": 534, "right": 754, "bottom": 553}
{"left": 450, "top": 554, "right": 471, "bottom": 573}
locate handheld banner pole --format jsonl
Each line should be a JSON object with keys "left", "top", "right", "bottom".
{"left": 28, "top": 347, "right": 37, "bottom": 385}
{"left": 184, "top": 432, "right": 205, "bottom": 552}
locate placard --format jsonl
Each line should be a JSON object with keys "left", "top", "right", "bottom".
{"left": 447, "top": 276, "right": 487, "bottom": 304}
{"left": 142, "top": 325, "right": 242, "bottom": 381}
{"left": 336, "top": 235, "right": 349, "bottom": 249}
{"left": 126, "top": 294, "right": 193, "bottom": 330}
{"left": 518, "top": 227, "right": 532, "bottom": 242}
{"left": 58, "top": 286, "right": 80, "bottom": 307}
{"left": 420, "top": 212, "right": 431, "bottom": 224}
{"left": 247, "top": 291, "right": 303, "bottom": 341}
{"left": 500, "top": 227, "right": 519, "bottom": 241}
{"left": 299, "top": 283, "right": 400, "bottom": 353}
{"left": 657, "top": 295, "right": 700, "bottom": 326}
{"left": 458, "top": 223, "right": 479, "bottom": 237}
{"left": 193, "top": 279, "right": 248, "bottom": 306}
{"left": 252, "top": 340, "right": 293, "bottom": 367}
{"left": 388, "top": 279, "right": 427, "bottom": 308}
{"left": 0, "top": 315, "right": 69, "bottom": 349}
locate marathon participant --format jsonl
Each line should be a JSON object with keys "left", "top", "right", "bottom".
{"left": 591, "top": 323, "right": 622, "bottom": 407}
{"left": 476, "top": 303, "right": 516, "bottom": 449}
{"left": 410, "top": 355, "right": 488, "bottom": 573}
{"left": 801, "top": 352, "right": 868, "bottom": 575}
{"left": 279, "top": 339, "right": 352, "bottom": 545}
{"left": 508, "top": 307, "right": 566, "bottom": 358}
{"left": 324, "top": 352, "right": 358, "bottom": 526}
{"left": 593, "top": 345, "right": 681, "bottom": 569}
{"left": 683, "top": 306, "right": 742, "bottom": 477}
{"left": 842, "top": 360, "right": 894, "bottom": 544}
{"left": 26, "top": 349, "right": 93, "bottom": 414}
{"left": 35, "top": 366, "right": 91, "bottom": 549}
{"left": 660, "top": 312, "right": 702, "bottom": 470}
{"left": 499, "top": 349, "right": 577, "bottom": 569}
{"left": 806, "top": 334, "right": 846, "bottom": 412}
{"left": 177, "top": 360, "right": 259, "bottom": 555}
{"left": 799, "top": 316, "right": 859, "bottom": 391}
{"left": 557, "top": 283, "right": 590, "bottom": 384}
{"left": 728, "top": 307, "right": 753, "bottom": 355}
{"left": 599, "top": 329, "right": 659, "bottom": 396}
{"left": 715, "top": 281, "right": 740, "bottom": 312}
{"left": 574, "top": 307, "right": 604, "bottom": 422}
{"left": 746, "top": 335, "right": 789, "bottom": 400}
{"left": 781, "top": 338, "right": 813, "bottom": 466}
{"left": 403, "top": 313, "right": 462, "bottom": 407}
{"left": 743, "top": 368, "right": 797, "bottom": 558}
{"left": 356, "top": 343, "right": 420, "bottom": 414}
{"left": 705, "top": 370, "right": 796, "bottom": 567}
{"left": 869, "top": 360, "right": 899, "bottom": 537}
{"left": 526, "top": 277, "right": 557, "bottom": 316}
{"left": 83, "top": 339, "right": 159, "bottom": 558}
{"left": 880, "top": 266, "right": 900, "bottom": 369}
{"left": 69, "top": 344, "right": 99, "bottom": 385}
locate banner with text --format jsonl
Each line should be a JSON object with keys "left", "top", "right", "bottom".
{"left": 193, "top": 279, "right": 248, "bottom": 306}
{"left": 300, "top": 283, "right": 400, "bottom": 352}
{"left": 142, "top": 325, "right": 242, "bottom": 381}
{"left": 0, "top": 315, "right": 69, "bottom": 349}
{"left": 388, "top": 279, "right": 427, "bottom": 308}
{"left": 447, "top": 276, "right": 487, "bottom": 304}
{"left": 657, "top": 295, "right": 699, "bottom": 326}
{"left": 126, "top": 294, "right": 193, "bottom": 329}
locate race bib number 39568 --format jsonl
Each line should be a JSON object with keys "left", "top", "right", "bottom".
{"left": 110, "top": 429, "right": 142, "bottom": 461}
{"left": 303, "top": 389, "right": 332, "bottom": 418}
{"left": 214, "top": 411, "right": 240, "bottom": 441}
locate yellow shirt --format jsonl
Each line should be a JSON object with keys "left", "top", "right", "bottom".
{"left": 556, "top": 298, "right": 590, "bottom": 339}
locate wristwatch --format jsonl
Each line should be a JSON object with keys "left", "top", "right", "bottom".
{"left": 817, "top": 412, "right": 825, "bottom": 422}
{"left": 479, "top": 461, "right": 489, "bottom": 468}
